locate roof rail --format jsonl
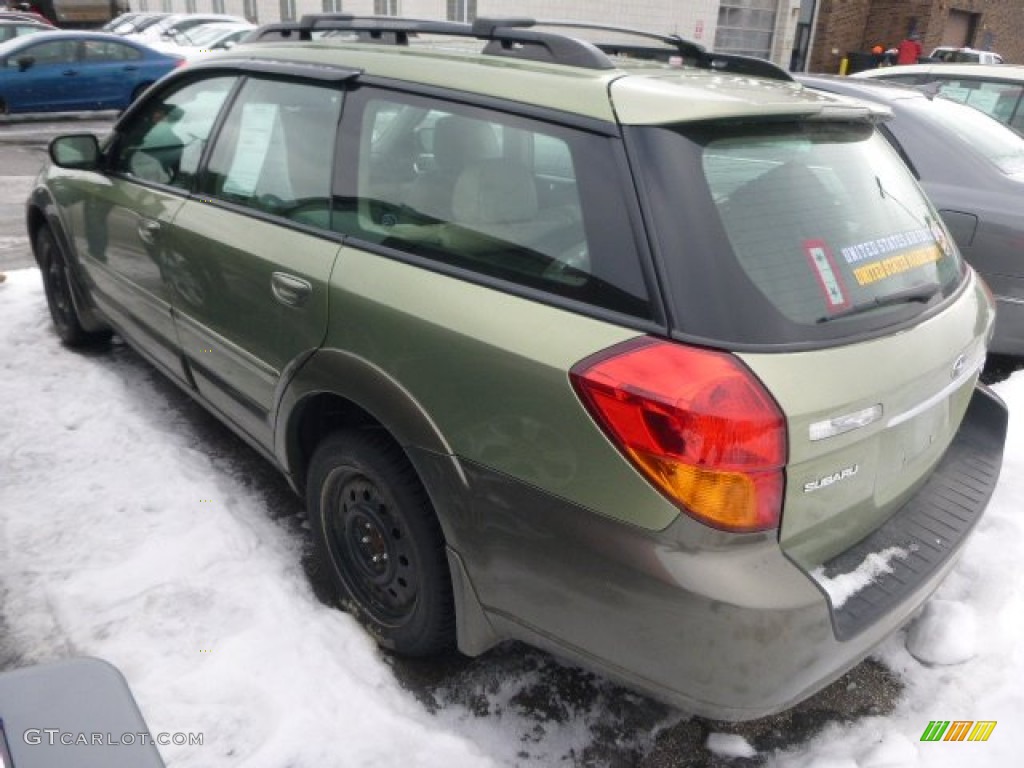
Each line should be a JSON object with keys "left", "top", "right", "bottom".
{"left": 243, "top": 15, "right": 794, "bottom": 81}
{"left": 533, "top": 19, "right": 794, "bottom": 81}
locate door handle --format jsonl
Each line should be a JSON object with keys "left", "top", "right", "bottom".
{"left": 123, "top": 65, "right": 138, "bottom": 72}
{"left": 62, "top": 70, "right": 78, "bottom": 77}
{"left": 271, "top": 272, "right": 312, "bottom": 307}
{"left": 137, "top": 219, "right": 160, "bottom": 245}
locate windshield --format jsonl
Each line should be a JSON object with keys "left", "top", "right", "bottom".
{"left": 184, "top": 25, "right": 243, "bottom": 47}
{"left": 627, "top": 120, "right": 965, "bottom": 346}
{"left": 914, "top": 96, "right": 1024, "bottom": 176}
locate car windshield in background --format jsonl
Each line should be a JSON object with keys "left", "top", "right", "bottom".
{"left": 919, "top": 96, "right": 1024, "bottom": 177}
{"left": 629, "top": 121, "right": 964, "bottom": 345}
{"left": 178, "top": 24, "right": 244, "bottom": 47}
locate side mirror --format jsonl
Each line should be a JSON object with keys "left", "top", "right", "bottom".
{"left": 17, "top": 55, "right": 34, "bottom": 71}
{"left": 49, "top": 134, "right": 102, "bottom": 171}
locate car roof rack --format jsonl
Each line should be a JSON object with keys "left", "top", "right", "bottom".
{"left": 244, "top": 14, "right": 795, "bottom": 82}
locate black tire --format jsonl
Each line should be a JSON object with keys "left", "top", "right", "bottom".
{"left": 36, "top": 227, "right": 111, "bottom": 348}
{"left": 307, "top": 430, "right": 455, "bottom": 656}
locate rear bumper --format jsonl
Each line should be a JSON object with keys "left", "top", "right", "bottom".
{"left": 813, "top": 385, "right": 1008, "bottom": 641}
{"left": 421, "top": 385, "right": 1007, "bottom": 720}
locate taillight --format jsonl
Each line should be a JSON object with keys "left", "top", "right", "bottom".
{"left": 570, "top": 338, "right": 787, "bottom": 532}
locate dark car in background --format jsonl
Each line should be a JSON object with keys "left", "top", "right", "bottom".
{"left": 0, "top": 30, "right": 182, "bottom": 114}
{"left": 800, "top": 75, "right": 1024, "bottom": 356}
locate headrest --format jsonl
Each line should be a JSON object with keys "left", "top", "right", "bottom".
{"left": 452, "top": 160, "right": 538, "bottom": 225}
{"left": 432, "top": 115, "right": 499, "bottom": 172}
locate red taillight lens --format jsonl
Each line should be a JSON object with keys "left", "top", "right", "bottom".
{"left": 570, "top": 338, "right": 787, "bottom": 532}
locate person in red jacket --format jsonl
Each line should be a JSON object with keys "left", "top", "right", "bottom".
{"left": 896, "top": 32, "right": 923, "bottom": 65}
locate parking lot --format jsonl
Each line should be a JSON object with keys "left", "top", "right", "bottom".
{"left": 0, "top": 112, "right": 1018, "bottom": 767}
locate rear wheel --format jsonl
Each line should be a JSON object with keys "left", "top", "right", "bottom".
{"left": 36, "top": 227, "right": 110, "bottom": 347}
{"left": 307, "top": 430, "right": 455, "bottom": 656}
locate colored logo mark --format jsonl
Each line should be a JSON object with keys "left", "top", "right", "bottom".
{"left": 920, "top": 720, "right": 997, "bottom": 742}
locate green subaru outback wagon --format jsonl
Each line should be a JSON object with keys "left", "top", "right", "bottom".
{"left": 28, "top": 16, "right": 1008, "bottom": 720}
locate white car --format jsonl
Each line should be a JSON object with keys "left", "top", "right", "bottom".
{"left": 126, "top": 13, "right": 246, "bottom": 44}
{"left": 150, "top": 21, "right": 255, "bottom": 58}
{"left": 929, "top": 46, "right": 1004, "bottom": 64}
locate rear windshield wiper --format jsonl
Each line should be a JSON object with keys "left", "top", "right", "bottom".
{"left": 817, "top": 282, "right": 940, "bottom": 323}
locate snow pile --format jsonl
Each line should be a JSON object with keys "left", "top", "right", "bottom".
{"left": 905, "top": 599, "right": 978, "bottom": 666}
{"left": 0, "top": 270, "right": 493, "bottom": 766}
{"left": 707, "top": 732, "right": 757, "bottom": 759}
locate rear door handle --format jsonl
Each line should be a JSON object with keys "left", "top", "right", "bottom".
{"left": 137, "top": 219, "right": 160, "bottom": 245}
{"left": 62, "top": 70, "right": 78, "bottom": 77}
{"left": 271, "top": 272, "right": 312, "bottom": 307}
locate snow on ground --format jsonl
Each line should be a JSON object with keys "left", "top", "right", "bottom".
{"left": 2, "top": 266, "right": 1023, "bottom": 767}
{"left": 768, "top": 373, "right": 1024, "bottom": 768}
{"left": 0, "top": 268, "right": 672, "bottom": 766}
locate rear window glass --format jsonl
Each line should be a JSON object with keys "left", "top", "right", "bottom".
{"left": 627, "top": 121, "right": 965, "bottom": 346}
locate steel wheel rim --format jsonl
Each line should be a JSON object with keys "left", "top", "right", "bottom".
{"left": 325, "top": 469, "right": 419, "bottom": 624}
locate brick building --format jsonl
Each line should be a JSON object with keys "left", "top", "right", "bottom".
{"left": 806, "top": 0, "right": 1023, "bottom": 71}
{"left": 127, "top": 0, "right": 1021, "bottom": 69}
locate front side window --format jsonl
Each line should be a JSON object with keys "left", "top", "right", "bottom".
{"left": 112, "top": 76, "right": 236, "bottom": 189}
{"left": 13, "top": 39, "right": 75, "bottom": 66}
{"left": 334, "top": 90, "right": 651, "bottom": 318}
{"left": 202, "top": 78, "right": 343, "bottom": 229}
{"left": 629, "top": 121, "right": 965, "bottom": 345}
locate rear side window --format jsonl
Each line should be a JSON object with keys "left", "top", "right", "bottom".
{"left": 332, "top": 89, "right": 652, "bottom": 319}
{"left": 628, "top": 121, "right": 965, "bottom": 346}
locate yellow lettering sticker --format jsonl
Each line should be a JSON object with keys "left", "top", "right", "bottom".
{"left": 852, "top": 245, "right": 942, "bottom": 285}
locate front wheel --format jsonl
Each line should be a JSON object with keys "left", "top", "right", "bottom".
{"left": 36, "top": 227, "right": 110, "bottom": 347}
{"left": 307, "top": 430, "right": 455, "bottom": 656}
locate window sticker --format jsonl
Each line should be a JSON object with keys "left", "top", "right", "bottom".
{"left": 803, "top": 239, "right": 849, "bottom": 311}
{"left": 838, "top": 228, "right": 943, "bottom": 287}
{"left": 223, "top": 103, "right": 279, "bottom": 198}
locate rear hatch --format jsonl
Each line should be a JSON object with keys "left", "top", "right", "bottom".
{"left": 621, "top": 96, "right": 997, "bottom": 630}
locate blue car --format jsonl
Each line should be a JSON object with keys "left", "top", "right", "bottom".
{"left": 0, "top": 31, "right": 183, "bottom": 115}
